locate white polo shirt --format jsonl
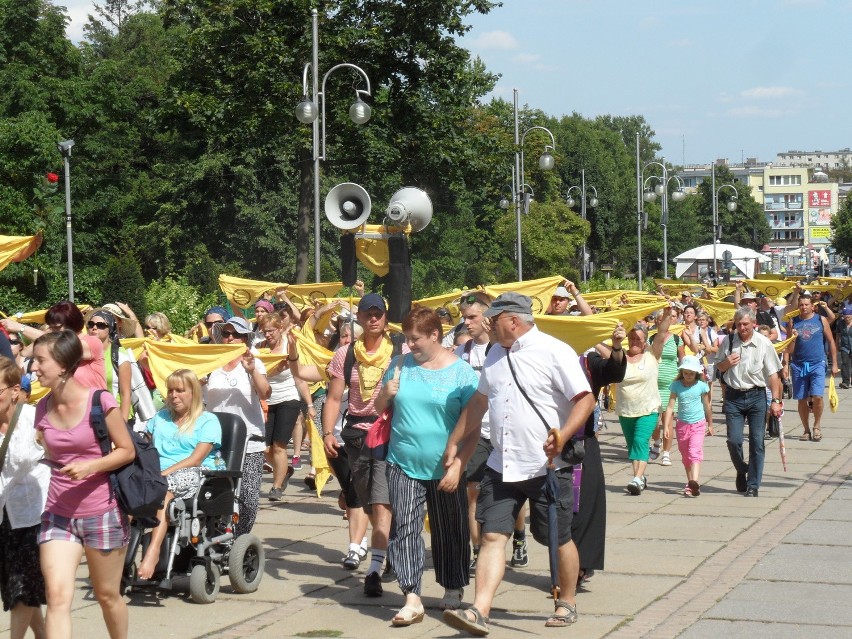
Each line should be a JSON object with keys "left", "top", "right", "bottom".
{"left": 478, "top": 325, "right": 591, "bottom": 482}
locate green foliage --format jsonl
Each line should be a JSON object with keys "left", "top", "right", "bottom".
{"left": 144, "top": 276, "right": 218, "bottom": 334}
{"left": 101, "top": 255, "right": 146, "bottom": 315}
{"left": 830, "top": 195, "right": 852, "bottom": 259}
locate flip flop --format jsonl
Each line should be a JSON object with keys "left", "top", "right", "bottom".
{"left": 812, "top": 426, "right": 822, "bottom": 442}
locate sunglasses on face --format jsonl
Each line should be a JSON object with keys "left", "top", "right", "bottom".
{"left": 87, "top": 321, "right": 109, "bottom": 330}
{"left": 8, "top": 339, "right": 20, "bottom": 346}
{"left": 220, "top": 329, "right": 240, "bottom": 338}
{"left": 205, "top": 320, "right": 224, "bottom": 328}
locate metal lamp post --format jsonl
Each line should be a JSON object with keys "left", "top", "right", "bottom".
{"left": 641, "top": 158, "right": 687, "bottom": 279}
{"left": 565, "top": 168, "right": 599, "bottom": 282}
{"left": 57, "top": 139, "right": 75, "bottom": 301}
{"left": 512, "top": 88, "right": 555, "bottom": 281}
{"left": 710, "top": 166, "right": 738, "bottom": 276}
{"left": 295, "top": 8, "right": 372, "bottom": 283}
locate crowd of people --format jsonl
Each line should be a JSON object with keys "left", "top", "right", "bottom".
{"left": 0, "top": 272, "right": 848, "bottom": 637}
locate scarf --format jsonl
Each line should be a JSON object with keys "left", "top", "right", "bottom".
{"left": 353, "top": 334, "right": 394, "bottom": 401}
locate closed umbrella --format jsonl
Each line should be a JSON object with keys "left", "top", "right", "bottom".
{"left": 544, "top": 428, "right": 562, "bottom": 601}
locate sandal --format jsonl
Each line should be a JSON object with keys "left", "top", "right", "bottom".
{"left": 392, "top": 603, "right": 425, "bottom": 627}
{"left": 303, "top": 473, "right": 316, "bottom": 491}
{"left": 812, "top": 426, "right": 822, "bottom": 442}
{"left": 799, "top": 429, "right": 812, "bottom": 441}
{"left": 545, "top": 599, "right": 578, "bottom": 627}
{"left": 442, "top": 606, "right": 489, "bottom": 636}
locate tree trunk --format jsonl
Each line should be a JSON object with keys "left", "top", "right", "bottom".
{"left": 295, "top": 147, "right": 312, "bottom": 284}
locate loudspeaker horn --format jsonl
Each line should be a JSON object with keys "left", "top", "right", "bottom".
{"left": 385, "top": 187, "right": 433, "bottom": 232}
{"left": 325, "top": 182, "right": 372, "bottom": 229}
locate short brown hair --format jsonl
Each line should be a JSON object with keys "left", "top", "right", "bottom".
{"left": 33, "top": 329, "right": 83, "bottom": 376}
{"left": 401, "top": 306, "right": 443, "bottom": 340}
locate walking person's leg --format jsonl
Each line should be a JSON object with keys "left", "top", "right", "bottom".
{"left": 386, "top": 464, "right": 426, "bottom": 624}
{"left": 744, "top": 391, "right": 767, "bottom": 493}
{"left": 425, "top": 475, "right": 470, "bottom": 609}
{"left": 724, "top": 393, "right": 748, "bottom": 492}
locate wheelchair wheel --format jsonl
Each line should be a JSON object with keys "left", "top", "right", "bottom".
{"left": 228, "top": 534, "right": 265, "bottom": 594}
{"left": 189, "top": 563, "right": 220, "bottom": 604}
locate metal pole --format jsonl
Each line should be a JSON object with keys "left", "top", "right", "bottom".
{"left": 311, "top": 8, "right": 321, "bottom": 283}
{"left": 63, "top": 154, "right": 74, "bottom": 302}
{"left": 712, "top": 164, "right": 718, "bottom": 277}
{"left": 636, "top": 132, "right": 642, "bottom": 289}
{"left": 662, "top": 159, "right": 668, "bottom": 279}
{"left": 513, "top": 88, "right": 523, "bottom": 281}
{"left": 581, "top": 168, "right": 587, "bottom": 282}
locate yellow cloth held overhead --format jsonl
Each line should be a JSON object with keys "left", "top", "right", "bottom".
{"left": 694, "top": 298, "right": 737, "bottom": 327}
{"left": 218, "top": 274, "right": 343, "bottom": 309}
{"left": 0, "top": 233, "right": 42, "bottom": 273}
{"left": 534, "top": 301, "right": 668, "bottom": 354}
{"left": 743, "top": 280, "right": 795, "bottom": 299}
{"left": 144, "top": 341, "right": 247, "bottom": 396}
{"left": 290, "top": 326, "right": 334, "bottom": 381}
{"left": 12, "top": 304, "right": 92, "bottom": 326}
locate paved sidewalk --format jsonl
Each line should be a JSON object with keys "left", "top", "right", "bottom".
{"left": 2, "top": 387, "right": 849, "bottom": 638}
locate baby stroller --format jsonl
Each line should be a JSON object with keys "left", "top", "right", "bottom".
{"left": 122, "top": 412, "right": 265, "bottom": 604}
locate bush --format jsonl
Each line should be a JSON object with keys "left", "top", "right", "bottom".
{"left": 101, "top": 256, "right": 146, "bottom": 315}
{"left": 145, "top": 276, "right": 218, "bottom": 335}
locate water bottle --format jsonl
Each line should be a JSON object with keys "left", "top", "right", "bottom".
{"left": 214, "top": 451, "right": 226, "bottom": 471}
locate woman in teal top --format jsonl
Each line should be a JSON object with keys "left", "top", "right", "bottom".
{"left": 137, "top": 369, "right": 222, "bottom": 580}
{"left": 376, "top": 307, "right": 477, "bottom": 626}
{"left": 649, "top": 309, "right": 685, "bottom": 466}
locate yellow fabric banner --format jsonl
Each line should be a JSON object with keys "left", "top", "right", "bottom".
{"left": 354, "top": 225, "right": 390, "bottom": 276}
{"left": 0, "top": 234, "right": 42, "bottom": 272}
{"left": 291, "top": 327, "right": 334, "bottom": 381}
{"left": 308, "top": 416, "right": 332, "bottom": 496}
{"left": 694, "top": 298, "right": 737, "bottom": 326}
{"left": 533, "top": 301, "right": 668, "bottom": 353}
{"left": 743, "top": 280, "right": 795, "bottom": 298}
{"left": 218, "top": 275, "right": 344, "bottom": 309}
{"left": 10, "top": 305, "right": 92, "bottom": 326}
{"left": 144, "top": 341, "right": 246, "bottom": 395}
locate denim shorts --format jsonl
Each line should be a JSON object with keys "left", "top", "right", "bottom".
{"left": 38, "top": 506, "right": 129, "bottom": 550}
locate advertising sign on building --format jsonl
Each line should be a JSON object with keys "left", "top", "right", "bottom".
{"left": 808, "top": 190, "right": 832, "bottom": 227}
{"left": 810, "top": 226, "right": 831, "bottom": 244}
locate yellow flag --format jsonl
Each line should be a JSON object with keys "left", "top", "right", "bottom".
{"left": 534, "top": 301, "right": 667, "bottom": 353}
{"left": 291, "top": 327, "right": 334, "bottom": 381}
{"left": 483, "top": 275, "right": 565, "bottom": 315}
{"left": 354, "top": 225, "right": 390, "bottom": 276}
{"left": 828, "top": 376, "right": 838, "bottom": 413}
{"left": 743, "top": 280, "right": 795, "bottom": 299}
{"left": 308, "top": 416, "right": 333, "bottom": 497}
{"left": 218, "top": 274, "right": 343, "bottom": 309}
{"left": 0, "top": 233, "right": 41, "bottom": 272}
{"left": 144, "top": 341, "right": 246, "bottom": 395}
{"left": 12, "top": 304, "right": 92, "bottom": 326}
{"left": 695, "top": 298, "right": 737, "bottom": 326}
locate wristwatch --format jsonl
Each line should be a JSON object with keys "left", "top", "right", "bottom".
{"left": 771, "top": 398, "right": 783, "bottom": 405}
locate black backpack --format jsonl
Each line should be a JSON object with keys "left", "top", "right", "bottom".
{"left": 90, "top": 390, "right": 168, "bottom": 525}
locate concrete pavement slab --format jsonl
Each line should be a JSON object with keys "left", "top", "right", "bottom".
{"left": 678, "top": 619, "right": 844, "bottom": 639}
{"left": 704, "top": 581, "right": 852, "bottom": 626}
{"left": 748, "top": 543, "right": 852, "bottom": 584}
{"left": 782, "top": 519, "right": 852, "bottom": 545}
{"left": 807, "top": 495, "right": 852, "bottom": 520}
{"left": 607, "top": 513, "right": 755, "bottom": 542}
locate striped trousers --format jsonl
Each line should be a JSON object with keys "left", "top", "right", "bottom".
{"left": 386, "top": 462, "right": 470, "bottom": 596}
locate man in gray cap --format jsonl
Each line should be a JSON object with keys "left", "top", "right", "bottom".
{"left": 546, "top": 279, "right": 591, "bottom": 316}
{"left": 442, "top": 292, "right": 595, "bottom": 633}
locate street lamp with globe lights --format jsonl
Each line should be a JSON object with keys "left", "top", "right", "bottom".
{"left": 640, "top": 160, "right": 687, "bottom": 280}
{"left": 295, "top": 8, "right": 372, "bottom": 283}
{"left": 710, "top": 166, "right": 738, "bottom": 276}
{"left": 565, "top": 169, "right": 599, "bottom": 282}
{"left": 511, "top": 89, "right": 556, "bottom": 281}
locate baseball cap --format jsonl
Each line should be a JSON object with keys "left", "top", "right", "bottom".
{"left": 483, "top": 292, "right": 533, "bottom": 318}
{"left": 843, "top": 307, "right": 852, "bottom": 317}
{"left": 553, "top": 286, "right": 571, "bottom": 299}
{"left": 740, "top": 292, "right": 757, "bottom": 301}
{"left": 357, "top": 293, "right": 387, "bottom": 313}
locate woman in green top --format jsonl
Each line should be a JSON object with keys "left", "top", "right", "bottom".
{"left": 649, "top": 308, "right": 685, "bottom": 466}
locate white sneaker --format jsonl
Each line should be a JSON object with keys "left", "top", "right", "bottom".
{"left": 661, "top": 452, "right": 672, "bottom": 466}
{"left": 627, "top": 477, "right": 643, "bottom": 495}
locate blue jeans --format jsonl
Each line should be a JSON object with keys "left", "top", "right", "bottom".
{"left": 723, "top": 387, "right": 767, "bottom": 490}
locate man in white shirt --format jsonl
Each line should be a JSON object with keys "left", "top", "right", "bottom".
{"left": 442, "top": 293, "right": 594, "bottom": 634}
{"left": 714, "top": 308, "right": 783, "bottom": 497}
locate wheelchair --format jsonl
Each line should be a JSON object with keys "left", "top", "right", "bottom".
{"left": 122, "top": 412, "right": 265, "bottom": 604}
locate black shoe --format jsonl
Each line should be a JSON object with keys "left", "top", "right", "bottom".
{"left": 735, "top": 472, "right": 747, "bottom": 493}
{"left": 745, "top": 487, "right": 759, "bottom": 497}
{"left": 364, "top": 571, "right": 382, "bottom": 597}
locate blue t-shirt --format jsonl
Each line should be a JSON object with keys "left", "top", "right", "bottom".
{"left": 792, "top": 314, "right": 825, "bottom": 364}
{"left": 669, "top": 379, "right": 709, "bottom": 424}
{"left": 147, "top": 409, "right": 222, "bottom": 471}
{"left": 382, "top": 354, "right": 478, "bottom": 480}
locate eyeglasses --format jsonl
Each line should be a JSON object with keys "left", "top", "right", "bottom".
{"left": 8, "top": 339, "right": 20, "bottom": 346}
{"left": 205, "top": 320, "right": 224, "bottom": 328}
{"left": 145, "top": 325, "right": 157, "bottom": 331}
{"left": 220, "top": 329, "right": 240, "bottom": 338}
{"left": 87, "top": 321, "right": 109, "bottom": 330}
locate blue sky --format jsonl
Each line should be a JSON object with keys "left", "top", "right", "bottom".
{"left": 60, "top": 0, "right": 850, "bottom": 166}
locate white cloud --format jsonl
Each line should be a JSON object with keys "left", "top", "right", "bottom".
{"left": 514, "top": 53, "right": 541, "bottom": 64}
{"left": 55, "top": 0, "right": 96, "bottom": 42}
{"left": 726, "top": 106, "right": 794, "bottom": 119}
{"left": 469, "top": 30, "right": 519, "bottom": 51}
{"left": 740, "top": 86, "right": 799, "bottom": 99}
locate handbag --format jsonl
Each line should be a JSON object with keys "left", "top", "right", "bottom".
{"left": 505, "top": 349, "right": 585, "bottom": 466}
{"left": 363, "top": 360, "right": 402, "bottom": 461}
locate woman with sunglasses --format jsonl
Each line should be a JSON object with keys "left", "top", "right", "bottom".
{"left": 31, "top": 330, "right": 135, "bottom": 639}
{"left": 2, "top": 302, "right": 106, "bottom": 390}
{"left": 0, "top": 357, "right": 50, "bottom": 639}
{"left": 7, "top": 334, "right": 29, "bottom": 375}
{"left": 204, "top": 318, "right": 270, "bottom": 536}
{"left": 86, "top": 311, "right": 133, "bottom": 423}
{"left": 256, "top": 314, "right": 314, "bottom": 501}
{"left": 186, "top": 306, "right": 230, "bottom": 343}
{"left": 142, "top": 312, "right": 172, "bottom": 341}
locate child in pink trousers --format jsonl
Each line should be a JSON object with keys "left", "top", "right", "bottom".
{"left": 662, "top": 356, "right": 711, "bottom": 497}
